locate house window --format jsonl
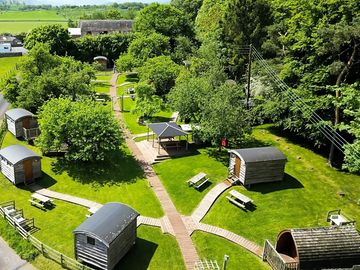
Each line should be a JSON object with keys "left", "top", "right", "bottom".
{"left": 87, "top": 236, "right": 95, "bottom": 245}
{"left": 4, "top": 47, "right": 8, "bottom": 49}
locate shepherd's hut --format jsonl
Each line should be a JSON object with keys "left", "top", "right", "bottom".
{"left": 5, "top": 108, "right": 39, "bottom": 140}
{"left": 73, "top": 202, "right": 139, "bottom": 270}
{"left": 228, "top": 147, "right": 286, "bottom": 187}
{"left": 0, "top": 145, "right": 42, "bottom": 185}
{"left": 263, "top": 225, "right": 360, "bottom": 270}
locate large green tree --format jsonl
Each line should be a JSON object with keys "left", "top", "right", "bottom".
{"left": 36, "top": 98, "right": 122, "bottom": 162}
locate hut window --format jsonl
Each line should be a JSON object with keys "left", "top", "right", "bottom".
{"left": 87, "top": 236, "right": 95, "bottom": 245}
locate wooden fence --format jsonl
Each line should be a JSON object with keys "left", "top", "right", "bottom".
{"left": 0, "top": 200, "right": 93, "bottom": 270}
{"left": 263, "top": 240, "right": 298, "bottom": 270}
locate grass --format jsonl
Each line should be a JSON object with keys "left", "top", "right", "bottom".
{"left": 0, "top": 10, "right": 66, "bottom": 21}
{"left": 93, "top": 81, "right": 110, "bottom": 94}
{"left": 2, "top": 132, "right": 164, "bottom": 218}
{"left": 0, "top": 21, "right": 67, "bottom": 34}
{"left": 153, "top": 148, "right": 228, "bottom": 215}
{"left": 192, "top": 232, "right": 270, "bottom": 270}
{"left": 0, "top": 56, "right": 22, "bottom": 78}
{"left": 202, "top": 125, "right": 360, "bottom": 245}
{"left": 118, "top": 226, "right": 185, "bottom": 270}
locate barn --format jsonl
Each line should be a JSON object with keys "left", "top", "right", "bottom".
{"left": 263, "top": 225, "right": 360, "bottom": 270}
{"left": 73, "top": 202, "right": 139, "bottom": 270}
{"left": 5, "top": 108, "right": 39, "bottom": 140}
{"left": 228, "top": 146, "right": 286, "bottom": 187}
{"left": 78, "top": 20, "right": 133, "bottom": 36}
{"left": 0, "top": 145, "right": 42, "bottom": 185}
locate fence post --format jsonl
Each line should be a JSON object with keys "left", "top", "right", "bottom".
{"left": 41, "top": 243, "right": 45, "bottom": 256}
{"left": 60, "top": 254, "right": 64, "bottom": 267}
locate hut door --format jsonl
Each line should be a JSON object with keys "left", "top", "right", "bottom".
{"left": 23, "top": 159, "right": 33, "bottom": 184}
{"left": 22, "top": 117, "right": 30, "bottom": 129}
{"left": 234, "top": 157, "right": 241, "bottom": 177}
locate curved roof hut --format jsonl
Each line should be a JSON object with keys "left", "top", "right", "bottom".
{"left": 264, "top": 226, "right": 360, "bottom": 270}
{"left": 228, "top": 147, "right": 286, "bottom": 187}
{"left": 73, "top": 202, "right": 139, "bottom": 270}
{"left": 5, "top": 108, "right": 39, "bottom": 140}
{"left": 0, "top": 145, "right": 42, "bottom": 185}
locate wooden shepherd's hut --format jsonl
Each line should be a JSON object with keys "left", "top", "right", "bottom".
{"left": 73, "top": 202, "right": 139, "bottom": 270}
{"left": 0, "top": 144, "right": 42, "bottom": 185}
{"left": 263, "top": 225, "right": 360, "bottom": 270}
{"left": 228, "top": 147, "right": 286, "bottom": 187}
{"left": 5, "top": 108, "right": 39, "bottom": 140}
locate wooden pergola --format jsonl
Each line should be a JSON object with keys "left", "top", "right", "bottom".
{"left": 147, "top": 122, "right": 189, "bottom": 154}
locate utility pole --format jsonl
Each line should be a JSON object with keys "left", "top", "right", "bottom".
{"left": 246, "top": 44, "right": 252, "bottom": 109}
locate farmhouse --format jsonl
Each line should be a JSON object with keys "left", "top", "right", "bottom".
{"left": 78, "top": 20, "right": 134, "bottom": 36}
{"left": 73, "top": 202, "right": 139, "bottom": 270}
{"left": 263, "top": 225, "right": 360, "bottom": 270}
{"left": 228, "top": 146, "right": 286, "bottom": 187}
{"left": 0, "top": 145, "right": 42, "bottom": 185}
{"left": 0, "top": 36, "right": 22, "bottom": 46}
{"left": 5, "top": 108, "right": 39, "bottom": 140}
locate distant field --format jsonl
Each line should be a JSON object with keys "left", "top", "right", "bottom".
{"left": 0, "top": 56, "right": 21, "bottom": 79}
{"left": 0, "top": 10, "right": 67, "bottom": 33}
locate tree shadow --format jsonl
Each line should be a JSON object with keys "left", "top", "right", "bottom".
{"left": 37, "top": 172, "right": 58, "bottom": 189}
{"left": 248, "top": 173, "right": 304, "bottom": 194}
{"left": 115, "top": 237, "right": 158, "bottom": 270}
{"left": 50, "top": 149, "right": 144, "bottom": 187}
{"left": 149, "top": 116, "right": 172, "bottom": 123}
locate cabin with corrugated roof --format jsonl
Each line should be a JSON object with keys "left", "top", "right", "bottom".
{"left": 263, "top": 225, "right": 360, "bottom": 270}
{"left": 228, "top": 147, "right": 287, "bottom": 187}
{"left": 5, "top": 108, "right": 39, "bottom": 140}
{"left": 0, "top": 144, "right": 42, "bottom": 185}
{"left": 73, "top": 202, "right": 139, "bottom": 270}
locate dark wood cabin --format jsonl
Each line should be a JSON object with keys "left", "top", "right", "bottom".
{"left": 5, "top": 108, "right": 39, "bottom": 140}
{"left": 0, "top": 144, "right": 42, "bottom": 185}
{"left": 228, "top": 147, "right": 286, "bottom": 187}
{"left": 73, "top": 202, "right": 139, "bottom": 270}
{"left": 78, "top": 20, "right": 133, "bottom": 36}
{"left": 263, "top": 226, "right": 360, "bottom": 270}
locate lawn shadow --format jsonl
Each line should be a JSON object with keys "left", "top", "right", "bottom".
{"left": 196, "top": 181, "right": 212, "bottom": 192}
{"left": 51, "top": 149, "right": 144, "bottom": 187}
{"left": 115, "top": 237, "right": 157, "bottom": 270}
{"left": 37, "top": 172, "right": 58, "bottom": 189}
{"left": 249, "top": 173, "right": 304, "bottom": 194}
{"left": 150, "top": 116, "right": 172, "bottom": 123}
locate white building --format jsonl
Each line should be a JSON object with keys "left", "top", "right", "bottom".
{"left": 0, "top": 43, "right": 11, "bottom": 53}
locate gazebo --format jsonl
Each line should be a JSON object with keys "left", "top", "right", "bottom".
{"left": 263, "top": 225, "right": 360, "bottom": 270}
{"left": 147, "top": 122, "right": 189, "bottom": 154}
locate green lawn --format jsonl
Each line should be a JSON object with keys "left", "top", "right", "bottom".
{"left": 202, "top": 125, "right": 360, "bottom": 245}
{"left": 192, "top": 232, "right": 270, "bottom": 270}
{"left": 2, "top": 132, "right": 163, "bottom": 218}
{"left": 0, "top": 21, "right": 67, "bottom": 33}
{"left": 0, "top": 56, "right": 22, "bottom": 78}
{"left": 153, "top": 148, "right": 228, "bottom": 215}
{"left": 0, "top": 10, "right": 66, "bottom": 20}
{"left": 93, "top": 81, "right": 110, "bottom": 94}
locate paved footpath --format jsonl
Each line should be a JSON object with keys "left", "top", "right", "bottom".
{"left": 110, "top": 74, "right": 199, "bottom": 269}
{"left": 0, "top": 237, "right": 37, "bottom": 270}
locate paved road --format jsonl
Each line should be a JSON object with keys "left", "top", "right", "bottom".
{"left": 0, "top": 237, "right": 36, "bottom": 270}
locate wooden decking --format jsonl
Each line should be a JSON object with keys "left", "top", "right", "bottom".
{"left": 191, "top": 181, "right": 232, "bottom": 223}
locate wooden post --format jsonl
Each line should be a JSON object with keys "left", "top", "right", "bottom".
{"left": 246, "top": 44, "right": 252, "bottom": 110}
{"left": 121, "top": 95, "right": 124, "bottom": 112}
{"left": 158, "top": 138, "right": 160, "bottom": 154}
{"left": 60, "top": 254, "right": 64, "bottom": 267}
{"left": 41, "top": 243, "right": 45, "bottom": 256}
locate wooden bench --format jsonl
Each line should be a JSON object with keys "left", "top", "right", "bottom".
{"left": 29, "top": 199, "right": 46, "bottom": 210}
{"left": 226, "top": 196, "right": 246, "bottom": 209}
{"left": 227, "top": 190, "right": 253, "bottom": 209}
{"left": 187, "top": 172, "right": 209, "bottom": 189}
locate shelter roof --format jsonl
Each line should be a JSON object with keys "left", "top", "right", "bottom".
{"left": 229, "top": 146, "right": 286, "bottom": 163}
{"left": 93, "top": 56, "right": 108, "bottom": 61}
{"left": 5, "top": 108, "right": 34, "bottom": 121}
{"left": 148, "top": 122, "right": 188, "bottom": 138}
{"left": 0, "top": 145, "right": 41, "bottom": 165}
{"left": 73, "top": 202, "right": 139, "bottom": 247}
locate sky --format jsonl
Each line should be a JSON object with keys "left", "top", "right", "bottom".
{"left": 24, "top": 0, "right": 169, "bottom": 5}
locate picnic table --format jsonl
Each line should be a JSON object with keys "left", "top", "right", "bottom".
{"left": 187, "top": 172, "right": 209, "bottom": 189}
{"left": 29, "top": 193, "right": 54, "bottom": 209}
{"left": 329, "top": 214, "right": 350, "bottom": 226}
{"left": 2, "top": 205, "right": 16, "bottom": 216}
{"left": 13, "top": 214, "right": 26, "bottom": 226}
{"left": 226, "top": 190, "right": 253, "bottom": 209}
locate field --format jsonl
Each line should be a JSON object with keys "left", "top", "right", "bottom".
{"left": 0, "top": 56, "right": 21, "bottom": 78}
{"left": 0, "top": 10, "right": 67, "bottom": 33}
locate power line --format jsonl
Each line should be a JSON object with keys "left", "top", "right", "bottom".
{"left": 246, "top": 46, "right": 360, "bottom": 159}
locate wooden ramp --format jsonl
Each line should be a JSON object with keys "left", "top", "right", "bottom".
{"left": 192, "top": 181, "right": 232, "bottom": 223}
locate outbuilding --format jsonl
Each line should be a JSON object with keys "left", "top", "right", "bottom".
{"left": 93, "top": 56, "right": 108, "bottom": 70}
{"left": 228, "top": 146, "right": 286, "bottom": 187}
{"left": 263, "top": 225, "right": 360, "bottom": 270}
{"left": 78, "top": 20, "right": 133, "bottom": 36}
{"left": 5, "top": 108, "right": 39, "bottom": 140}
{"left": 73, "top": 202, "right": 139, "bottom": 270}
{"left": 0, "top": 145, "right": 42, "bottom": 185}
{"left": 0, "top": 43, "right": 11, "bottom": 53}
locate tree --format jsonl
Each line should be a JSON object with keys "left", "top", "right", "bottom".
{"left": 137, "top": 56, "right": 180, "bottom": 96}
{"left": 24, "top": 24, "right": 73, "bottom": 56}
{"left": 116, "top": 53, "right": 136, "bottom": 72}
{"left": 135, "top": 3, "right": 192, "bottom": 38}
{"left": 171, "top": 0, "right": 203, "bottom": 22}
{"left": 36, "top": 98, "right": 122, "bottom": 162}
{"left": 133, "top": 83, "right": 163, "bottom": 119}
